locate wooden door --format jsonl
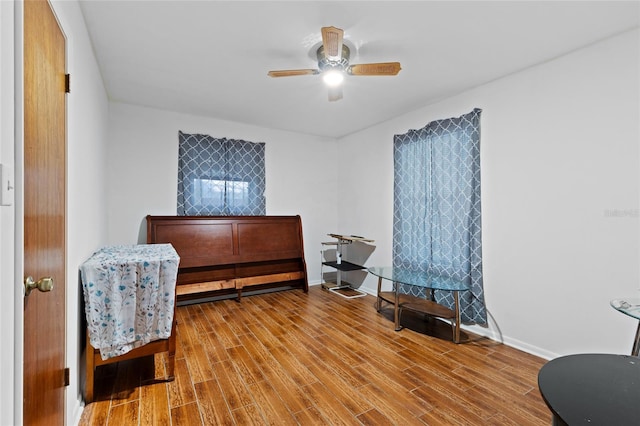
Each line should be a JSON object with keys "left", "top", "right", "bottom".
{"left": 23, "top": 0, "right": 67, "bottom": 424}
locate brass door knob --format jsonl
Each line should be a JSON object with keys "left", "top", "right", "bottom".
{"left": 24, "top": 276, "right": 54, "bottom": 296}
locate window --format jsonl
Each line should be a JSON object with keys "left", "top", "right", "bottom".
{"left": 192, "top": 178, "right": 250, "bottom": 210}
{"left": 393, "top": 109, "right": 486, "bottom": 324}
{"left": 177, "top": 132, "right": 266, "bottom": 216}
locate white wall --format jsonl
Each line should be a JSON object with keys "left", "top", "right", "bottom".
{"left": 106, "top": 102, "right": 339, "bottom": 285}
{"left": 0, "top": 1, "right": 16, "bottom": 424}
{"left": 49, "top": 1, "right": 110, "bottom": 424}
{"left": 337, "top": 29, "right": 640, "bottom": 359}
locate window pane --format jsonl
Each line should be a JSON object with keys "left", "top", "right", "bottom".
{"left": 192, "top": 178, "right": 250, "bottom": 209}
{"left": 228, "top": 180, "right": 249, "bottom": 207}
{"left": 192, "top": 178, "right": 221, "bottom": 208}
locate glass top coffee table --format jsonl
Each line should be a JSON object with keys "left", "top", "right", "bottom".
{"left": 368, "top": 266, "right": 470, "bottom": 343}
{"left": 610, "top": 297, "right": 640, "bottom": 356}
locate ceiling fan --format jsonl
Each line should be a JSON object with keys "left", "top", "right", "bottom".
{"left": 268, "top": 26, "right": 402, "bottom": 102}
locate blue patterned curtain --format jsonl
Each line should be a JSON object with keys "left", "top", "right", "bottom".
{"left": 393, "top": 109, "right": 486, "bottom": 324}
{"left": 177, "top": 131, "right": 266, "bottom": 216}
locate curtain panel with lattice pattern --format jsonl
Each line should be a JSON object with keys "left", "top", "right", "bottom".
{"left": 177, "top": 131, "right": 266, "bottom": 216}
{"left": 393, "top": 108, "right": 486, "bottom": 324}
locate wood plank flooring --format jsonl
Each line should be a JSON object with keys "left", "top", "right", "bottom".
{"left": 79, "top": 285, "right": 551, "bottom": 425}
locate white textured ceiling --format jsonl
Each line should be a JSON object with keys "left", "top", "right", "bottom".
{"left": 79, "top": 1, "right": 640, "bottom": 138}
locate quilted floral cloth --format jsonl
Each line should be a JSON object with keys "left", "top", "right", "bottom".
{"left": 80, "top": 244, "right": 180, "bottom": 360}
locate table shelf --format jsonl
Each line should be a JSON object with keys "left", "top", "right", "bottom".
{"left": 378, "top": 291, "right": 455, "bottom": 319}
{"left": 322, "top": 260, "right": 365, "bottom": 272}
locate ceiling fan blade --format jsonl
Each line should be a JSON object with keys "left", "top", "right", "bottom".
{"left": 348, "top": 62, "right": 402, "bottom": 76}
{"left": 328, "top": 85, "right": 343, "bottom": 102}
{"left": 321, "top": 26, "right": 344, "bottom": 61}
{"left": 268, "top": 69, "right": 319, "bottom": 77}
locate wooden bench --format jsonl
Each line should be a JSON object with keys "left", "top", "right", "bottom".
{"left": 82, "top": 244, "right": 179, "bottom": 403}
{"left": 85, "top": 325, "right": 176, "bottom": 403}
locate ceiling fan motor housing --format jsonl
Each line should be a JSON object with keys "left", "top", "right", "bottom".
{"left": 317, "top": 45, "right": 350, "bottom": 72}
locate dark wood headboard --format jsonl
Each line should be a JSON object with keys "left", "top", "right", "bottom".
{"left": 147, "top": 215, "right": 308, "bottom": 303}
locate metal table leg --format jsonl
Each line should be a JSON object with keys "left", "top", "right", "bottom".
{"left": 453, "top": 291, "right": 461, "bottom": 343}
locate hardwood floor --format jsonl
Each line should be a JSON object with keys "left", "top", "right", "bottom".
{"left": 79, "top": 285, "right": 551, "bottom": 425}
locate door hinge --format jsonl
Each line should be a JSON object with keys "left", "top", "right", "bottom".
{"left": 65, "top": 74, "right": 71, "bottom": 93}
{"left": 63, "top": 367, "right": 70, "bottom": 387}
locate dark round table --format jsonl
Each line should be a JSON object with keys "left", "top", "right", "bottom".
{"left": 538, "top": 353, "right": 640, "bottom": 425}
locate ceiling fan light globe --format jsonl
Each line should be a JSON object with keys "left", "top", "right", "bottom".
{"left": 323, "top": 70, "right": 344, "bottom": 87}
